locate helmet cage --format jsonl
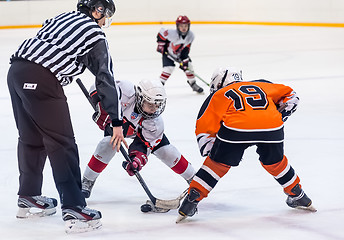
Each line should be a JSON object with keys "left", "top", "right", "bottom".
{"left": 135, "top": 82, "right": 167, "bottom": 119}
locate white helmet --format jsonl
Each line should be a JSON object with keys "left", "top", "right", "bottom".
{"left": 210, "top": 67, "right": 243, "bottom": 94}
{"left": 135, "top": 79, "right": 167, "bottom": 119}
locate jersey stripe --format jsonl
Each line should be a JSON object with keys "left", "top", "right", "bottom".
{"left": 11, "top": 11, "right": 105, "bottom": 86}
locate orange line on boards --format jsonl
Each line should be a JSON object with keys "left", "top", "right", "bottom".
{"left": 1, "top": 21, "right": 343, "bottom": 29}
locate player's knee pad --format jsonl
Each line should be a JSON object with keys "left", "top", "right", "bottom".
{"left": 153, "top": 144, "right": 195, "bottom": 179}
{"left": 153, "top": 144, "right": 181, "bottom": 168}
{"left": 93, "top": 136, "right": 116, "bottom": 164}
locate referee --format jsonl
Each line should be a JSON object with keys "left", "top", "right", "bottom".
{"left": 7, "top": 0, "right": 127, "bottom": 231}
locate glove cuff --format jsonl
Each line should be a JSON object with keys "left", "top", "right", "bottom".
{"left": 112, "top": 119, "right": 123, "bottom": 127}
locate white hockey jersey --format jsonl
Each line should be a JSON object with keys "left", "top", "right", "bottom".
{"left": 158, "top": 28, "right": 194, "bottom": 60}
{"left": 90, "top": 80, "right": 164, "bottom": 150}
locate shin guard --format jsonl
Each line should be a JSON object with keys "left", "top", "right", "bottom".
{"left": 261, "top": 155, "right": 300, "bottom": 195}
{"left": 190, "top": 156, "right": 231, "bottom": 201}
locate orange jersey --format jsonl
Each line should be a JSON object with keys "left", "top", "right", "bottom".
{"left": 196, "top": 80, "right": 295, "bottom": 138}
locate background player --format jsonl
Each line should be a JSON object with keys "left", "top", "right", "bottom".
{"left": 177, "top": 67, "right": 316, "bottom": 222}
{"left": 156, "top": 15, "right": 203, "bottom": 93}
{"left": 82, "top": 79, "right": 195, "bottom": 211}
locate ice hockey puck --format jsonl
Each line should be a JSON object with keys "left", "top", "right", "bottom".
{"left": 140, "top": 203, "right": 153, "bottom": 213}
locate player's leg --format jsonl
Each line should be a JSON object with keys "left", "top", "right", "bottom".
{"left": 183, "top": 62, "right": 203, "bottom": 93}
{"left": 178, "top": 140, "right": 248, "bottom": 219}
{"left": 152, "top": 134, "right": 195, "bottom": 183}
{"left": 82, "top": 136, "right": 116, "bottom": 198}
{"left": 159, "top": 55, "right": 175, "bottom": 85}
{"left": 257, "top": 143, "right": 315, "bottom": 211}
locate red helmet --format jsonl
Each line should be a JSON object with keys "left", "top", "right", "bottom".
{"left": 176, "top": 15, "right": 190, "bottom": 37}
{"left": 176, "top": 15, "right": 190, "bottom": 25}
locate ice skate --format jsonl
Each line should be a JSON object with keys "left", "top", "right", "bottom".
{"left": 187, "top": 81, "right": 204, "bottom": 94}
{"left": 176, "top": 188, "right": 200, "bottom": 223}
{"left": 81, "top": 176, "right": 95, "bottom": 198}
{"left": 286, "top": 184, "right": 317, "bottom": 212}
{"left": 62, "top": 206, "right": 102, "bottom": 233}
{"left": 16, "top": 195, "right": 58, "bottom": 219}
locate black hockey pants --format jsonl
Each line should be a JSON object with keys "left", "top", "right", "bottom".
{"left": 7, "top": 60, "right": 86, "bottom": 208}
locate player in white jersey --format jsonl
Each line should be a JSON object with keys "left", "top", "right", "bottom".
{"left": 81, "top": 79, "right": 195, "bottom": 202}
{"left": 157, "top": 15, "right": 204, "bottom": 93}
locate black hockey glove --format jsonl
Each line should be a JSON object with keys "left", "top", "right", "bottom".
{"left": 280, "top": 107, "right": 297, "bottom": 122}
{"left": 278, "top": 91, "right": 299, "bottom": 122}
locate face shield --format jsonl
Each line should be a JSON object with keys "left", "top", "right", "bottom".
{"left": 137, "top": 97, "right": 166, "bottom": 119}
{"left": 95, "top": 2, "right": 115, "bottom": 28}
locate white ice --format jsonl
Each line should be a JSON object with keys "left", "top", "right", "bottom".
{"left": 0, "top": 24, "right": 343, "bottom": 239}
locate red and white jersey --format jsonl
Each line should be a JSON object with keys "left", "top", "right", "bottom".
{"left": 90, "top": 80, "right": 164, "bottom": 150}
{"left": 157, "top": 28, "right": 194, "bottom": 60}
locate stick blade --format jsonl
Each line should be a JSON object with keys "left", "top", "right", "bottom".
{"left": 154, "top": 189, "right": 188, "bottom": 209}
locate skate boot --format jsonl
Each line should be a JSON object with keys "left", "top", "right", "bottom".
{"left": 286, "top": 184, "right": 317, "bottom": 212}
{"left": 81, "top": 177, "right": 95, "bottom": 198}
{"left": 16, "top": 195, "right": 58, "bottom": 218}
{"left": 176, "top": 188, "right": 200, "bottom": 223}
{"left": 62, "top": 206, "right": 102, "bottom": 233}
{"left": 187, "top": 81, "right": 204, "bottom": 93}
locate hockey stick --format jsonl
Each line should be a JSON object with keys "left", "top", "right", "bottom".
{"left": 165, "top": 52, "right": 210, "bottom": 86}
{"left": 76, "top": 78, "right": 186, "bottom": 209}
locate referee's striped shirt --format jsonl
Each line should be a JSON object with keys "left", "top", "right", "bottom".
{"left": 11, "top": 11, "right": 107, "bottom": 86}
{"left": 11, "top": 11, "right": 123, "bottom": 126}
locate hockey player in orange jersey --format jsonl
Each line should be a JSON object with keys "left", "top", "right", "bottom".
{"left": 177, "top": 67, "right": 316, "bottom": 223}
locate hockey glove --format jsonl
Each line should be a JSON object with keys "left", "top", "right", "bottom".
{"left": 122, "top": 150, "right": 148, "bottom": 176}
{"left": 278, "top": 91, "right": 299, "bottom": 122}
{"left": 92, "top": 102, "right": 111, "bottom": 130}
{"left": 156, "top": 42, "right": 166, "bottom": 54}
{"left": 179, "top": 58, "right": 190, "bottom": 71}
{"left": 196, "top": 133, "right": 215, "bottom": 157}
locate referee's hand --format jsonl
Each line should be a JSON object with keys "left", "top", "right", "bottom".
{"left": 110, "top": 126, "right": 128, "bottom": 152}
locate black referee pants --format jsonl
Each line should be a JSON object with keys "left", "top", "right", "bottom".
{"left": 7, "top": 60, "right": 86, "bottom": 208}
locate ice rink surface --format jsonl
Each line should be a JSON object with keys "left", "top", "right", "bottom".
{"left": 0, "top": 24, "right": 343, "bottom": 239}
